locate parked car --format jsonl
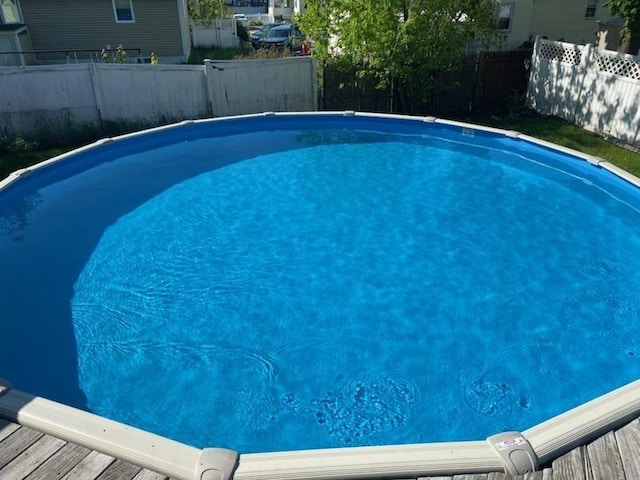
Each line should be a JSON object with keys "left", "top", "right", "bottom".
{"left": 258, "top": 24, "right": 306, "bottom": 53}
{"left": 250, "top": 23, "right": 281, "bottom": 49}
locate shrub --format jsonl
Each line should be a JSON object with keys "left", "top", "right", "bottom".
{"left": 236, "top": 23, "right": 249, "bottom": 42}
{"left": 234, "top": 47, "right": 293, "bottom": 59}
{"left": 0, "top": 135, "right": 39, "bottom": 155}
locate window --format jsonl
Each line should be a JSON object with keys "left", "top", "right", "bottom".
{"left": 0, "top": 0, "right": 23, "bottom": 24}
{"left": 497, "top": 3, "right": 514, "bottom": 31}
{"left": 113, "top": 0, "right": 135, "bottom": 23}
{"left": 585, "top": 0, "right": 597, "bottom": 18}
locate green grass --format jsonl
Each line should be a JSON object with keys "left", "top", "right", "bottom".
{"left": 454, "top": 111, "right": 640, "bottom": 177}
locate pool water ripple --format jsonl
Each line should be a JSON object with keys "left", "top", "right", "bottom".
{"left": 1, "top": 127, "right": 640, "bottom": 453}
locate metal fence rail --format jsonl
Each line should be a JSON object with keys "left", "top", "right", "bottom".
{"left": 0, "top": 48, "right": 144, "bottom": 66}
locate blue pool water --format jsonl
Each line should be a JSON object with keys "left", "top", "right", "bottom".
{"left": 1, "top": 115, "right": 640, "bottom": 453}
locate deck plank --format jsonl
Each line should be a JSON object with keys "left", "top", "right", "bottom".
{"left": 586, "top": 431, "right": 625, "bottom": 480}
{"left": 131, "top": 468, "right": 170, "bottom": 480}
{"left": 583, "top": 443, "right": 594, "bottom": 480}
{"left": 524, "top": 471, "right": 545, "bottom": 479}
{"left": 0, "top": 424, "right": 44, "bottom": 470}
{"left": 25, "top": 441, "right": 92, "bottom": 480}
{"left": 552, "top": 445, "right": 586, "bottom": 480}
{"left": 452, "top": 474, "right": 488, "bottom": 479}
{"left": 61, "top": 449, "right": 116, "bottom": 480}
{"left": 96, "top": 458, "right": 143, "bottom": 480}
{"left": 0, "top": 433, "right": 66, "bottom": 478}
{"left": 615, "top": 418, "right": 640, "bottom": 480}
{"left": 0, "top": 417, "right": 21, "bottom": 442}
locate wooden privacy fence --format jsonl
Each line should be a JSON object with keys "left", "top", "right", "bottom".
{"left": 321, "top": 48, "right": 533, "bottom": 115}
{"left": 527, "top": 37, "right": 640, "bottom": 147}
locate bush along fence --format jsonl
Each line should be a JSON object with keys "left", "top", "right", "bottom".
{"left": 321, "top": 47, "right": 534, "bottom": 115}
{"left": 527, "top": 36, "right": 640, "bottom": 147}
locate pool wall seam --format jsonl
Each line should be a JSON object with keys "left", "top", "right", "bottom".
{"left": 2, "top": 111, "right": 640, "bottom": 480}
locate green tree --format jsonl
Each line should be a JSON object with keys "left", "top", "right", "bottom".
{"left": 187, "top": 0, "right": 229, "bottom": 25}
{"left": 604, "top": 0, "right": 640, "bottom": 54}
{"left": 298, "top": 0, "right": 502, "bottom": 112}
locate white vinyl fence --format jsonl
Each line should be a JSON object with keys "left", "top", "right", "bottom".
{"left": 0, "top": 57, "right": 317, "bottom": 137}
{"left": 527, "top": 37, "right": 640, "bottom": 147}
{"left": 191, "top": 15, "right": 279, "bottom": 49}
{"left": 191, "top": 19, "right": 240, "bottom": 49}
{"left": 204, "top": 58, "right": 317, "bottom": 117}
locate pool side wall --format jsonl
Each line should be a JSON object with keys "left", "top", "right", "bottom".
{"left": 1, "top": 111, "right": 640, "bottom": 480}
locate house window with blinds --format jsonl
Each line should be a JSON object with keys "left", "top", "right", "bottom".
{"left": 585, "top": 0, "right": 597, "bottom": 18}
{"left": 113, "top": 0, "right": 135, "bottom": 23}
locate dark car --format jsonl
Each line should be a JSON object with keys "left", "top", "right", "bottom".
{"left": 258, "top": 24, "right": 305, "bottom": 53}
{"left": 250, "top": 23, "right": 281, "bottom": 49}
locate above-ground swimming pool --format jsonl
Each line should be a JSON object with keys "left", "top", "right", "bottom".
{"left": 1, "top": 113, "right": 639, "bottom": 454}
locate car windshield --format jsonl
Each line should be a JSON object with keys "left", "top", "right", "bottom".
{"left": 267, "top": 28, "right": 289, "bottom": 39}
{"left": 254, "top": 24, "right": 274, "bottom": 37}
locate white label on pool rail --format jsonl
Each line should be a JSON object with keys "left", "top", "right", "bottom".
{"left": 494, "top": 436, "right": 527, "bottom": 450}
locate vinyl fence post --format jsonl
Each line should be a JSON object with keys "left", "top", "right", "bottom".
{"left": 525, "top": 36, "right": 542, "bottom": 109}
{"left": 89, "top": 62, "right": 104, "bottom": 128}
{"left": 573, "top": 43, "right": 593, "bottom": 124}
{"left": 635, "top": 120, "right": 640, "bottom": 147}
{"left": 579, "top": 43, "right": 593, "bottom": 70}
{"left": 203, "top": 59, "right": 216, "bottom": 117}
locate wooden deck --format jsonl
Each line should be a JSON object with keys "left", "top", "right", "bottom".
{"left": 0, "top": 418, "right": 169, "bottom": 480}
{"left": 1, "top": 415, "right": 639, "bottom": 480}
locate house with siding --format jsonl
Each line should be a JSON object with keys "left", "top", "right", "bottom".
{"left": 498, "top": 0, "right": 612, "bottom": 48}
{"left": 0, "top": 0, "right": 190, "bottom": 66}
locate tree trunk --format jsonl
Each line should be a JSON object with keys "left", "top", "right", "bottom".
{"left": 618, "top": 32, "right": 640, "bottom": 56}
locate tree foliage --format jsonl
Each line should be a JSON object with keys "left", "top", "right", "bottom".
{"left": 187, "top": 0, "right": 229, "bottom": 25}
{"left": 298, "top": 0, "right": 502, "bottom": 110}
{"left": 604, "top": 0, "right": 640, "bottom": 52}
